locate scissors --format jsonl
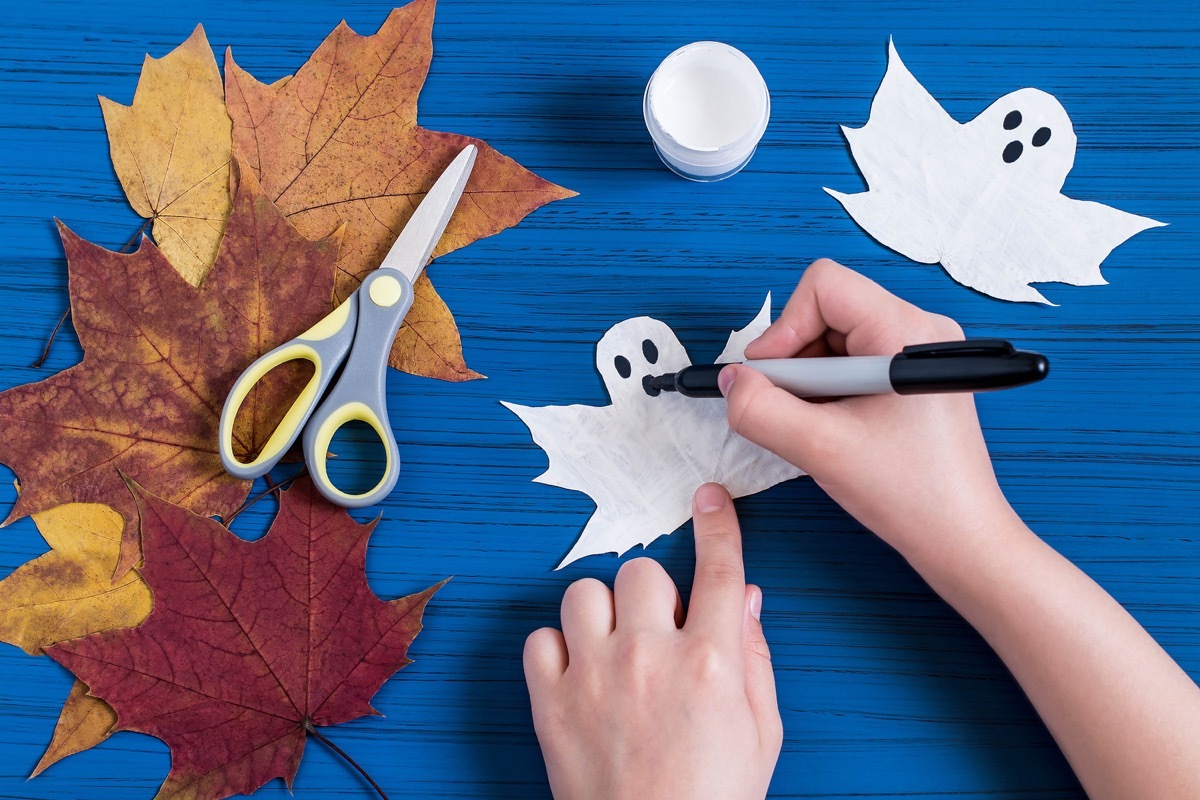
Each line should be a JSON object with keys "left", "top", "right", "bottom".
{"left": 219, "top": 144, "right": 478, "bottom": 508}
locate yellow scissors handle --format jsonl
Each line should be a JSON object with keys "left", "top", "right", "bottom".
{"left": 219, "top": 144, "right": 479, "bottom": 508}
{"left": 301, "top": 270, "right": 411, "bottom": 508}
{"left": 218, "top": 298, "right": 358, "bottom": 480}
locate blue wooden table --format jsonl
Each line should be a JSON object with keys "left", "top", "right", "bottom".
{"left": 0, "top": 0, "right": 1196, "bottom": 797}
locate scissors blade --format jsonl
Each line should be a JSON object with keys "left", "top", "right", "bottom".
{"left": 378, "top": 144, "right": 478, "bottom": 283}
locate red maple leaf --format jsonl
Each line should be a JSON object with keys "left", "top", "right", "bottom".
{"left": 47, "top": 477, "right": 444, "bottom": 799}
{"left": 0, "top": 162, "right": 340, "bottom": 577}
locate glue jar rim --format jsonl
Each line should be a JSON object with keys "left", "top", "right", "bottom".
{"left": 643, "top": 41, "right": 771, "bottom": 182}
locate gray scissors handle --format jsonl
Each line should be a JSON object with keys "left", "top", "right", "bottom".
{"left": 218, "top": 297, "right": 359, "bottom": 481}
{"left": 302, "top": 270, "right": 415, "bottom": 508}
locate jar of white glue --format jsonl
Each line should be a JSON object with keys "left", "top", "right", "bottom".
{"left": 643, "top": 42, "right": 770, "bottom": 182}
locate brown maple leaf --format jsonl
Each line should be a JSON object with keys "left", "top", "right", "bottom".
{"left": 48, "top": 477, "right": 443, "bottom": 800}
{"left": 224, "top": 0, "right": 576, "bottom": 382}
{"left": 0, "top": 161, "right": 339, "bottom": 576}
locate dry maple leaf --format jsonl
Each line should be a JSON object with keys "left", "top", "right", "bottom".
{"left": 47, "top": 477, "right": 444, "bottom": 800}
{"left": 224, "top": 0, "right": 576, "bottom": 382}
{"left": 0, "top": 502, "right": 150, "bottom": 654}
{"left": 0, "top": 160, "right": 339, "bottom": 578}
{"left": 31, "top": 679, "right": 117, "bottom": 778}
{"left": 0, "top": 503, "right": 148, "bottom": 776}
{"left": 102, "top": 25, "right": 232, "bottom": 286}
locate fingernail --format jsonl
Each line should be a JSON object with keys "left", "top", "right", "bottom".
{"left": 749, "top": 587, "right": 763, "bottom": 621}
{"left": 694, "top": 482, "right": 727, "bottom": 514}
{"left": 717, "top": 365, "right": 736, "bottom": 396}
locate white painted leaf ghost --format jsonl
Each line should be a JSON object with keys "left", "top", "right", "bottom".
{"left": 503, "top": 296, "right": 803, "bottom": 568}
{"left": 825, "top": 40, "right": 1164, "bottom": 304}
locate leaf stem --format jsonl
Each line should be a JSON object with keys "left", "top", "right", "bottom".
{"left": 119, "top": 218, "right": 153, "bottom": 253}
{"left": 33, "top": 218, "right": 152, "bottom": 368}
{"left": 221, "top": 468, "right": 306, "bottom": 528}
{"left": 304, "top": 719, "right": 391, "bottom": 800}
{"left": 30, "top": 309, "right": 70, "bottom": 368}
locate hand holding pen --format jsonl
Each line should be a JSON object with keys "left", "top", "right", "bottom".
{"left": 712, "top": 259, "right": 1025, "bottom": 559}
{"left": 527, "top": 259, "right": 1200, "bottom": 800}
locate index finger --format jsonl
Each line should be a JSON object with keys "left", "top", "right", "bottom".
{"left": 685, "top": 483, "right": 746, "bottom": 642}
{"left": 745, "top": 258, "right": 927, "bottom": 360}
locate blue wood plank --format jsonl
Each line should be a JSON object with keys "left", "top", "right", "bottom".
{"left": 0, "top": 0, "right": 1196, "bottom": 797}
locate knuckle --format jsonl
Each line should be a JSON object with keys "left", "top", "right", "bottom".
{"left": 929, "top": 313, "right": 964, "bottom": 340}
{"left": 614, "top": 632, "right": 661, "bottom": 686}
{"left": 561, "top": 577, "right": 609, "bottom": 611}
{"left": 524, "top": 627, "right": 559, "bottom": 659}
{"left": 806, "top": 257, "right": 840, "bottom": 279}
{"left": 616, "top": 556, "right": 667, "bottom": 586}
{"left": 901, "top": 308, "right": 954, "bottom": 343}
{"left": 696, "top": 559, "right": 743, "bottom": 589}
{"left": 688, "top": 637, "right": 734, "bottom": 686}
{"left": 574, "top": 666, "right": 607, "bottom": 707}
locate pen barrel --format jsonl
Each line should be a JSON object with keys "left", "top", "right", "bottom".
{"left": 745, "top": 356, "right": 893, "bottom": 397}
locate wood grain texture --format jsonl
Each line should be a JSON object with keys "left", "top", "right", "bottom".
{"left": 0, "top": 0, "right": 1196, "bottom": 798}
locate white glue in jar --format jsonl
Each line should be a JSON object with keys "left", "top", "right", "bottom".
{"left": 643, "top": 42, "right": 770, "bottom": 182}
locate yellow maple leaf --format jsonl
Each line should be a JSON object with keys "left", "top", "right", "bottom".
{"left": 0, "top": 503, "right": 151, "bottom": 654}
{"left": 101, "top": 25, "right": 232, "bottom": 286}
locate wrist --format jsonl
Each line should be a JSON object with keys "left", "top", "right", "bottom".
{"left": 882, "top": 487, "right": 1027, "bottom": 580}
{"left": 899, "top": 497, "right": 1035, "bottom": 595}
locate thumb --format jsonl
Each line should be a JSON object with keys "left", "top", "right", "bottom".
{"left": 742, "top": 585, "right": 783, "bottom": 749}
{"left": 719, "top": 363, "right": 843, "bottom": 470}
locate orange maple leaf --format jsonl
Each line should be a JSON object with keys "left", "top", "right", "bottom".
{"left": 224, "top": 0, "right": 576, "bottom": 381}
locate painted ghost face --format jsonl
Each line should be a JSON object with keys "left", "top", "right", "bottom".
{"left": 595, "top": 317, "right": 689, "bottom": 404}
{"left": 505, "top": 296, "right": 803, "bottom": 568}
{"left": 968, "top": 88, "right": 1077, "bottom": 190}
{"left": 825, "top": 42, "right": 1161, "bottom": 304}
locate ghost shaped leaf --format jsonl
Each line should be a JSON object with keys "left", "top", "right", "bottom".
{"left": 504, "top": 296, "right": 803, "bottom": 568}
{"left": 46, "top": 477, "right": 444, "bottom": 800}
{"left": 102, "top": 25, "right": 232, "bottom": 286}
{"left": 0, "top": 160, "right": 339, "bottom": 579}
{"left": 225, "top": 0, "right": 576, "bottom": 381}
{"left": 825, "top": 40, "right": 1164, "bottom": 304}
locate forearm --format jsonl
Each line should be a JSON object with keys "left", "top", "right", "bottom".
{"left": 905, "top": 509, "right": 1200, "bottom": 800}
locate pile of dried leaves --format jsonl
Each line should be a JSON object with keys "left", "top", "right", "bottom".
{"left": 0, "top": 2, "right": 572, "bottom": 797}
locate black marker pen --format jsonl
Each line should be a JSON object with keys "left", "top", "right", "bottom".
{"left": 647, "top": 339, "right": 1049, "bottom": 398}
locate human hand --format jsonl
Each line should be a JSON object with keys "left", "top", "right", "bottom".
{"left": 523, "top": 483, "right": 782, "bottom": 800}
{"left": 720, "top": 259, "right": 1017, "bottom": 564}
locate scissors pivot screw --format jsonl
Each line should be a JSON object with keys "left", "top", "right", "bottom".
{"left": 368, "top": 274, "right": 404, "bottom": 308}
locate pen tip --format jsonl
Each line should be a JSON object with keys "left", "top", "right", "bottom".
{"left": 647, "top": 373, "right": 677, "bottom": 392}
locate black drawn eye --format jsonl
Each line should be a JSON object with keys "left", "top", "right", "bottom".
{"left": 1032, "top": 127, "right": 1052, "bottom": 147}
{"left": 1004, "top": 110, "right": 1022, "bottom": 130}
{"left": 642, "top": 339, "right": 659, "bottom": 364}
{"left": 614, "top": 355, "right": 632, "bottom": 379}
{"left": 1002, "top": 140, "right": 1023, "bottom": 164}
